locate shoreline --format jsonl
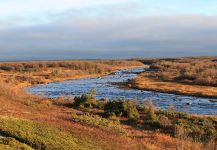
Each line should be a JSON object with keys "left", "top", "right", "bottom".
{"left": 127, "top": 74, "right": 217, "bottom": 99}
{"left": 25, "top": 64, "right": 217, "bottom": 100}
{"left": 20, "top": 65, "right": 145, "bottom": 89}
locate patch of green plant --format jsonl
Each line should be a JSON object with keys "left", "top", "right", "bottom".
{"left": 144, "top": 102, "right": 159, "bottom": 127}
{"left": 104, "top": 99, "right": 140, "bottom": 122}
{"left": 158, "top": 110, "right": 188, "bottom": 118}
{"left": 72, "top": 113, "right": 125, "bottom": 133}
{"left": 174, "top": 118, "right": 217, "bottom": 142}
{"left": 0, "top": 137, "right": 33, "bottom": 150}
{"left": 148, "top": 109, "right": 217, "bottom": 142}
{"left": 73, "top": 88, "right": 105, "bottom": 109}
{"left": 0, "top": 116, "right": 102, "bottom": 150}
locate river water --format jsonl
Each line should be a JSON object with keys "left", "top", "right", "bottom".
{"left": 27, "top": 68, "right": 217, "bottom": 115}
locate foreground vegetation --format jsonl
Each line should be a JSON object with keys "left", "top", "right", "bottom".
{"left": 0, "top": 116, "right": 97, "bottom": 150}
{"left": 129, "top": 57, "right": 217, "bottom": 98}
{"left": 0, "top": 137, "right": 33, "bottom": 150}
{"left": 73, "top": 89, "right": 217, "bottom": 144}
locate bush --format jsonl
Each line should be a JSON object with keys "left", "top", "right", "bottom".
{"left": 104, "top": 100, "right": 124, "bottom": 117}
{"left": 158, "top": 110, "right": 188, "bottom": 118}
{"left": 173, "top": 117, "right": 217, "bottom": 142}
{"left": 72, "top": 113, "right": 124, "bottom": 133}
{"left": 104, "top": 99, "right": 140, "bottom": 122}
{"left": 123, "top": 100, "right": 140, "bottom": 122}
{"left": 50, "top": 69, "right": 62, "bottom": 77}
{"left": 159, "top": 116, "right": 172, "bottom": 128}
{"left": 145, "top": 102, "right": 159, "bottom": 127}
{"left": 73, "top": 88, "right": 100, "bottom": 109}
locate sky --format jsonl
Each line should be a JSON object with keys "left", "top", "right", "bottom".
{"left": 0, "top": 0, "right": 217, "bottom": 60}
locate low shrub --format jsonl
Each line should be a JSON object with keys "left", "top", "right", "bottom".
{"left": 145, "top": 102, "right": 159, "bottom": 127}
{"left": 73, "top": 88, "right": 105, "bottom": 109}
{"left": 38, "top": 100, "right": 53, "bottom": 108}
{"left": 123, "top": 100, "right": 140, "bottom": 122}
{"left": 159, "top": 110, "right": 189, "bottom": 118}
{"left": 157, "top": 112, "right": 217, "bottom": 142}
{"left": 72, "top": 113, "right": 124, "bottom": 133}
{"left": 104, "top": 100, "right": 124, "bottom": 117}
{"left": 158, "top": 116, "right": 172, "bottom": 128}
{"left": 104, "top": 99, "right": 140, "bottom": 122}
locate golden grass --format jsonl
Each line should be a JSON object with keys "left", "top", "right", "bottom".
{"left": 131, "top": 73, "right": 217, "bottom": 98}
{"left": 149, "top": 57, "right": 217, "bottom": 86}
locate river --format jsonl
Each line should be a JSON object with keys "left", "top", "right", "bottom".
{"left": 27, "top": 67, "right": 217, "bottom": 115}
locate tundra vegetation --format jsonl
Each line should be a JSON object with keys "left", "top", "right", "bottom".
{"left": 130, "top": 57, "right": 217, "bottom": 98}
{"left": 148, "top": 57, "right": 217, "bottom": 86}
{"left": 0, "top": 59, "right": 216, "bottom": 150}
{"left": 73, "top": 89, "right": 217, "bottom": 144}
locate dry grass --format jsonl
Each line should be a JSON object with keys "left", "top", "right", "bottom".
{"left": 147, "top": 57, "right": 217, "bottom": 86}
{"left": 131, "top": 73, "right": 217, "bottom": 98}
{"left": 130, "top": 57, "right": 217, "bottom": 98}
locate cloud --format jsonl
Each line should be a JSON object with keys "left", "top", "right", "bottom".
{"left": 0, "top": 0, "right": 134, "bottom": 18}
{"left": 0, "top": 13, "right": 217, "bottom": 60}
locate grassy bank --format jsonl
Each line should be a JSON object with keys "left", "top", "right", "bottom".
{"left": 130, "top": 74, "right": 217, "bottom": 98}
{"left": 128, "top": 57, "right": 217, "bottom": 98}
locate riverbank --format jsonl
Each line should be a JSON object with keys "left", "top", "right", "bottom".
{"left": 128, "top": 72, "right": 217, "bottom": 99}
{"left": 0, "top": 60, "right": 144, "bottom": 88}
{"left": 127, "top": 57, "right": 217, "bottom": 99}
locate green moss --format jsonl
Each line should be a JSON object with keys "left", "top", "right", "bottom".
{"left": 0, "top": 116, "right": 103, "bottom": 150}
